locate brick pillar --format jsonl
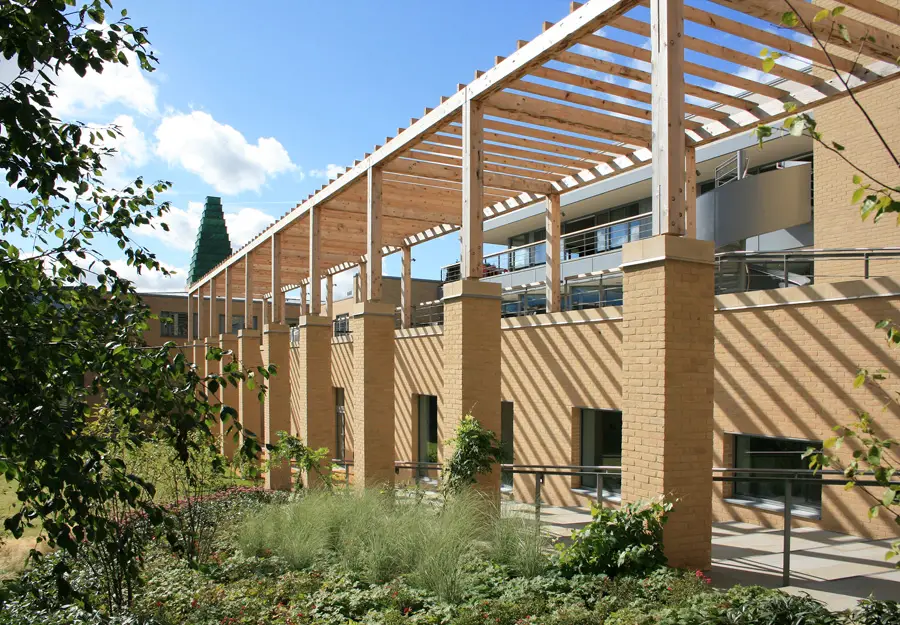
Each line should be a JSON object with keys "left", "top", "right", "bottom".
{"left": 349, "top": 302, "right": 395, "bottom": 488}
{"left": 262, "top": 323, "right": 292, "bottom": 490}
{"left": 237, "top": 329, "right": 263, "bottom": 450}
{"left": 218, "top": 333, "right": 239, "bottom": 459}
{"left": 621, "top": 235, "right": 715, "bottom": 570}
{"left": 290, "top": 315, "right": 334, "bottom": 487}
{"left": 441, "top": 279, "right": 502, "bottom": 496}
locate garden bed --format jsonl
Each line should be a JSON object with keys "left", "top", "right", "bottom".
{"left": 0, "top": 488, "right": 896, "bottom": 625}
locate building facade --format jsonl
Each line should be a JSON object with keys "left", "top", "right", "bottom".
{"left": 168, "top": 0, "right": 900, "bottom": 567}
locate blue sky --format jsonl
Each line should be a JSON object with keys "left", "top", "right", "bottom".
{"left": 19, "top": 0, "right": 812, "bottom": 294}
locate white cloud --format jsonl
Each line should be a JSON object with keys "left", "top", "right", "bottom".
{"left": 155, "top": 111, "right": 297, "bottom": 194}
{"left": 331, "top": 268, "right": 358, "bottom": 300}
{"left": 53, "top": 50, "right": 157, "bottom": 118}
{"left": 96, "top": 114, "right": 150, "bottom": 188}
{"left": 109, "top": 259, "right": 188, "bottom": 292}
{"left": 134, "top": 200, "right": 275, "bottom": 252}
{"left": 310, "top": 164, "right": 346, "bottom": 180}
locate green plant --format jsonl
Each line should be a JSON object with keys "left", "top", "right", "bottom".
{"left": 852, "top": 597, "right": 900, "bottom": 625}
{"left": 442, "top": 414, "right": 504, "bottom": 496}
{"left": 267, "top": 431, "right": 332, "bottom": 491}
{"left": 554, "top": 499, "right": 672, "bottom": 578}
{"left": 723, "top": 590, "right": 841, "bottom": 625}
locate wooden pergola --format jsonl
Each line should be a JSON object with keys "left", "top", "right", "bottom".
{"left": 186, "top": 0, "right": 900, "bottom": 336}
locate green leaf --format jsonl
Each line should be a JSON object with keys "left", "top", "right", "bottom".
{"left": 838, "top": 24, "right": 852, "bottom": 44}
{"left": 853, "top": 174, "right": 862, "bottom": 184}
{"left": 882, "top": 488, "right": 896, "bottom": 507}
{"left": 813, "top": 8, "right": 830, "bottom": 22}
{"left": 781, "top": 11, "right": 800, "bottom": 27}
{"left": 831, "top": 6, "right": 845, "bottom": 17}
{"left": 854, "top": 372, "right": 866, "bottom": 388}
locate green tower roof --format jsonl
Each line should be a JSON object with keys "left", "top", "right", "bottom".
{"left": 188, "top": 196, "right": 233, "bottom": 285}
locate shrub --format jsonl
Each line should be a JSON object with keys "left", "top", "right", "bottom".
{"left": 554, "top": 499, "right": 672, "bottom": 578}
{"left": 237, "top": 489, "right": 547, "bottom": 602}
{"left": 852, "top": 597, "right": 900, "bottom": 625}
{"left": 723, "top": 590, "right": 841, "bottom": 625}
{"left": 441, "top": 415, "right": 504, "bottom": 496}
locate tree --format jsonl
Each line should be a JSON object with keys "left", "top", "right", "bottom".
{"left": 0, "top": 0, "right": 270, "bottom": 598}
{"left": 755, "top": 2, "right": 900, "bottom": 565}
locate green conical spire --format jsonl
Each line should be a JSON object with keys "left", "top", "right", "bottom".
{"left": 188, "top": 196, "right": 233, "bottom": 284}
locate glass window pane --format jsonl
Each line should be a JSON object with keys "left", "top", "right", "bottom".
{"left": 733, "top": 434, "right": 822, "bottom": 512}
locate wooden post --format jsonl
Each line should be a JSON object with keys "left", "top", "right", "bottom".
{"left": 325, "top": 275, "right": 333, "bottom": 319}
{"left": 309, "top": 205, "right": 322, "bottom": 316}
{"left": 685, "top": 145, "right": 697, "bottom": 239}
{"left": 357, "top": 262, "right": 367, "bottom": 304}
{"left": 271, "top": 234, "right": 283, "bottom": 324}
{"left": 243, "top": 255, "right": 253, "bottom": 329}
{"left": 198, "top": 283, "right": 208, "bottom": 339}
{"left": 461, "top": 97, "right": 485, "bottom": 280}
{"left": 545, "top": 193, "right": 562, "bottom": 312}
{"left": 187, "top": 289, "right": 195, "bottom": 342}
{"left": 651, "top": 0, "right": 686, "bottom": 236}
{"left": 401, "top": 244, "right": 412, "bottom": 329}
{"left": 208, "top": 276, "right": 218, "bottom": 337}
{"left": 367, "top": 166, "right": 383, "bottom": 302}
{"left": 224, "top": 267, "right": 233, "bottom": 334}
{"left": 261, "top": 296, "right": 268, "bottom": 328}
{"left": 301, "top": 284, "right": 309, "bottom": 316}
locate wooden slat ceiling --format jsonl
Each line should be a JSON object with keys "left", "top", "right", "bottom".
{"left": 195, "top": 0, "right": 900, "bottom": 300}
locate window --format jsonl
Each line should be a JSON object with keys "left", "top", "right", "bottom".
{"left": 732, "top": 433, "right": 822, "bottom": 514}
{"left": 334, "top": 314, "right": 350, "bottom": 336}
{"left": 335, "top": 388, "right": 346, "bottom": 460}
{"left": 417, "top": 395, "right": 439, "bottom": 475}
{"left": 160, "top": 311, "right": 188, "bottom": 338}
{"left": 218, "top": 314, "right": 226, "bottom": 335}
{"left": 580, "top": 408, "right": 622, "bottom": 497}
{"left": 192, "top": 312, "right": 198, "bottom": 338}
{"left": 501, "top": 402, "right": 514, "bottom": 488}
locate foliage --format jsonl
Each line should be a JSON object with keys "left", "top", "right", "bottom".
{"left": 267, "top": 432, "right": 332, "bottom": 492}
{"left": 3, "top": 489, "right": 898, "bottom": 625}
{"left": 0, "top": 0, "right": 275, "bottom": 599}
{"left": 237, "top": 489, "right": 547, "bottom": 602}
{"left": 853, "top": 596, "right": 900, "bottom": 625}
{"left": 554, "top": 499, "right": 672, "bottom": 578}
{"left": 442, "top": 414, "right": 505, "bottom": 496}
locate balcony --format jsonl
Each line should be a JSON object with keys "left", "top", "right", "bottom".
{"left": 441, "top": 213, "right": 652, "bottom": 287}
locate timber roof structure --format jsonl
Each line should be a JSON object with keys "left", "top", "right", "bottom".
{"left": 187, "top": 0, "right": 900, "bottom": 303}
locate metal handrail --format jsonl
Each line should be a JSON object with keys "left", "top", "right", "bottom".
{"left": 325, "top": 460, "right": 897, "bottom": 588}
{"left": 713, "top": 466, "right": 898, "bottom": 588}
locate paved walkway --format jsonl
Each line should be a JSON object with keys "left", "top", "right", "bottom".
{"left": 521, "top": 505, "right": 899, "bottom": 612}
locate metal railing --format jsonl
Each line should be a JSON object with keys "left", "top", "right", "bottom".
{"left": 333, "top": 314, "right": 351, "bottom": 337}
{"left": 440, "top": 214, "right": 652, "bottom": 284}
{"left": 715, "top": 247, "right": 900, "bottom": 294}
{"left": 713, "top": 467, "right": 900, "bottom": 587}
{"left": 561, "top": 213, "right": 652, "bottom": 260}
{"left": 393, "top": 300, "right": 445, "bottom": 328}
{"left": 483, "top": 240, "right": 547, "bottom": 274}
{"left": 325, "top": 460, "right": 898, "bottom": 589}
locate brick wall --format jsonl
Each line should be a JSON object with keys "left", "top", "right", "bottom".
{"left": 812, "top": 1, "right": 900, "bottom": 281}
{"left": 331, "top": 338, "right": 354, "bottom": 459}
{"left": 394, "top": 330, "right": 444, "bottom": 481}
{"left": 500, "top": 308, "right": 624, "bottom": 507}
{"left": 713, "top": 281, "right": 900, "bottom": 539}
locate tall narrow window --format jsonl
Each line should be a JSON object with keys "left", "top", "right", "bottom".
{"left": 733, "top": 433, "right": 822, "bottom": 515}
{"left": 218, "top": 314, "right": 226, "bottom": 335}
{"left": 501, "top": 401, "right": 514, "bottom": 488}
{"left": 334, "top": 388, "right": 346, "bottom": 461}
{"left": 580, "top": 408, "right": 622, "bottom": 496}
{"left": 417, "top": 395, "right": 438, "bottom": 476}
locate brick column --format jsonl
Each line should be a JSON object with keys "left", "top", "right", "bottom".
{"left": 218, "top": 333, "right": 239, "bottom": 459}
{"left": 441, "top": 279, "right": 502, "bottom": 496}
{"left": 290, "top": 315, "right": 334, "bottom": 487}
{"left": 621, "top": 235, "right": 715, "bottom": 570}
{"left": 349, "top": 302, "right": 395, "bottom": 488}
{"left": 237, "top": 329, "right": 263, "bottom": 450}
{"left": 262, "top": 323, "right": 292, "bottom": 490}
